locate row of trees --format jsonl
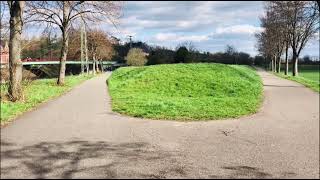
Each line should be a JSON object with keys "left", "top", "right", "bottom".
{"left": 255, "top": 1, "right": 319, "bottom": 76}
{"left": 121, "top": 39, "right": 319, "bottom": 68}
{"left": 21, "top": 34, "right": 62, "bottom": 60}
{"left": 2, "top": 1, "right": 122, "bottom": 101}
{"left": 109, "top": 40, "right": 257, "bottom": 66}
{"left": 68, "top": 29, "right": 115, "bottom": 73}
{"left": 20, "top": 29, "right": 115, "bottom": 73}
{"left": 119, "top": 42, "right": 256, "bottom": 67}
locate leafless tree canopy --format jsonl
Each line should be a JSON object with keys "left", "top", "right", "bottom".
{"left": 25, "top": 1, "right": 123, "bottom": 31}
{"left": 85, "top": 29, "right": 115, "bottom": 61}
{"left": 176, "top": 41, "right": 197, "bottom": 52}
{"left": 225, "top": 45, "right": 237, "bottom": 55}
{"left": 1, "top": 2, "right": 10, "bottom": 40}
{"left": 23, "top": 1, "right": 123, "bottom": 85}
{"left": 256, "top": 1, "right": 319, "bottom": 76}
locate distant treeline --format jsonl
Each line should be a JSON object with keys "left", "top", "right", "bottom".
{"left": 20, "top": 35, "right": 319, "bottom": 67}
{"left": 112, "top": 41, "right": 319, "bottom": 66}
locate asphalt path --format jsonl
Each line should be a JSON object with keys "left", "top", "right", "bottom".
{"left": 1, "top": 69, "right": 319, "bottom": 178}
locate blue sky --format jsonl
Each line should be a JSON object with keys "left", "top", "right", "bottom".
{"left": 23, "top": 1, "right": 319, "bottom": 57}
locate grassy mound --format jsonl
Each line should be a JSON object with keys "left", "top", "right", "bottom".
{"left": 108, "top": 63, "right": 263, "bottom": 121}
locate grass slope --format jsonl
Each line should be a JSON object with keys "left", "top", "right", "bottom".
{"left": 1, "top": 74, "right": 94, "bottom": 124}
{"left": 275, "top": 73, "right": 319, "bottom": 92}
{"left": 108, "top": 63, "right": 263, "bottom": 121}
{"left": 275, "top": 65, "right": 319, "bottom": 92}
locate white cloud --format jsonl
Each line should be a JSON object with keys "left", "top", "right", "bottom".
{"left": 119, "top": 28, "right": 137, "bottom": 37}
{"left": 122, "top": 1, "right": 263, "bottom": 32}
{"left": 176, "top": 21, "right": 195, "bottom": 28}
{"left": 154, "top": 33, "right": 209, "bottom": 42}
{"left": 215, "top": 25, "right": 264, "bottom": 35}
{"left": 97, "top": 1, "right": 317, "bottom": 56}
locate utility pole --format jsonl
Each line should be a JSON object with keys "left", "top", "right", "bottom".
{"left": 80, "top": 5, "right": 89, "bottom": 75}
{"left": 84, "top": 22, "right": 89, "bottom": 74}
{"left": 80, "top": 19, "right": 85, "bottom": 74}
{"left": 128, "top": 35, "right": 133, "bottom": 49}
{"left": 47, "top": 31, "right": 52, "bottom": 61}
{"left": 84, "top": 30, "right": 89, "bottom": 74}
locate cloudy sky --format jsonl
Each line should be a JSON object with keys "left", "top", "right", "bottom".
{"left": 22, "top": 1, "right": 318, "bottom": 57}
{"left": 106, "top": 1, "right": 319, "bottom": 57}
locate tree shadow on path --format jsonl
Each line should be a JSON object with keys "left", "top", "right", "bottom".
{"left": 209, "top": 165, "right": 296, "bottom": 179}
{"left": 1, "top": 140, "right": 189, "bottom": 179}
{"left": 1, "top": 140, "right": 298, "bottom": 179}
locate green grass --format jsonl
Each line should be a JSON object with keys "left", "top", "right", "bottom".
{"left": 1, "top": 74, "right": 94, "bottom": 124}
{"left": 290, "top": 65, "right": 319, "bottom": 82}
{"left": 108, "top": 63, "right": 263, "bottom": 121}
{"left": 275, "top": 65, "right": 319, "bottom": 92}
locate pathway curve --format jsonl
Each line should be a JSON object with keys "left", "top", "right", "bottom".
{"left": 1, "top": 69, "right": 319, "bottom": 178}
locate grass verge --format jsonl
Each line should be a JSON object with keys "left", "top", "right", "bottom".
{"left": 108, "top": 63, "right": 263, "bottom": 121}
{"left": 274, "top": 73, "right": 319, "bottom": 92}
{"left": 1, "top": 74, "right": 94, "bottom": 125}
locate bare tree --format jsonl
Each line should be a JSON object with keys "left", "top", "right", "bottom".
{"left": 80, "top": 20, "right": 85, "bottom": 74}
{"left": 256, "top": 15, "right": 277, "bottom": 71}
{"left": 267, "top": 1, "right": 290, "bottom": 74}
{"left": 6, "top": 1, "right": 25, "bottom": 101}
{"left": 284, "top": 38, "right": 290, "bottom": 75}
{"left": 314, "top": 1, "right": 319, "bottom": 13}
{"left": 0, "top": 2, "right": 10, "bottom": 41}
{"left": 283, "top": 1, "right": 319, "bottom": 76}
{"left": 256, "top": 1, "right": 316, "bottom": 75}
{"left": 225, "top": 44, "right": 237, "bottom": 56}
{"left": 255, "top": 30, "right": 271, "bottom": 70}
{"left": 96, "top": 39, "right": 115, "bottom": 72}
{"left": 84, "top": 26, "right": 89, "bottom": 74}
{"left": 25, "top": 1, "right": 122, "bottom": 84}
{"left": 177, "top": 41, "right": 197, "bottom": 52}
{"left": 266, "top": 2, "right": 287, "bottom": 73}
{"left": 86, "top": 29, "right": 114, "bottom": 74}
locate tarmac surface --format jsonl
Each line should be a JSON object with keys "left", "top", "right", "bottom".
{"left": 1, "top": 69, "right": 319, "bottom": 178}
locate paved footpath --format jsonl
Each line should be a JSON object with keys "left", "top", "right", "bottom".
{"left": 1, "top": 69, "right": 319, "bottom": 179}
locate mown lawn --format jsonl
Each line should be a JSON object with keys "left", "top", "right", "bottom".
{"left": 291, "top": 65, "right": 319, "bottom": 82}
{"left": 1, "top": 74, "right": 94, "bottom": 124}
{"left": 108, "top": 63, "right": 263, "bottom": 121}
{"left": 276, "top": 65, "right": 319, "bottom": 92}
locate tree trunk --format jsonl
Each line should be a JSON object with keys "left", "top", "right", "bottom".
{"left": 84, "top": 25, "right": 89, "bottom": 74}
{"left": 57, "top": 2, "right": 70, "bottom": 85}
{"left": 92, "top": 54, "right": 96, "bottom": 75}
{"left": 100, "top": 60, "right": 103, "bottom": 72}
{"left": 275, "top": 56, "right": 278, "bottom": 73}
{"left": 292, "top": 53, "right": 298, "bottom": 76}
{"left": 93, "top": 61, "right": 96, "bottom": 75}
{"left": 80, "top": 20, "right": 84, "bottom": 74}
{"left": 271, "top": 58, "right": 274, "bottom": 72}
{"left": 284, "top": 44, "right": 288, "bottom": 75}
{"left": 8, "top": 1, "right": 24, "bottom": 101}
{"left": 277, "top": 56, "right": 281, "bottom": 73}
{"left": 57, "top": 29, "right": 68, "bottom": 85}
{"left": 264, "top": 57, "right": 268, "bottom": 70}
{"left": 273, "top": 56, "right": 277, "bottom": 72}
{"left": 95, "top": 59, "right": 100, "bottom": 73}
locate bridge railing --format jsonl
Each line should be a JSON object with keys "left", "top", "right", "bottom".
{"left": 22, "top": 57, "right": 60, "bottom": 62}
{"left": 21, "top": 61, "right": 118, "bottom": 65}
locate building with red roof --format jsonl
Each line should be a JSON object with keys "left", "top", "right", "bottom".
{"left": 0, "top": 42, "right": 9, "bottom": 64}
